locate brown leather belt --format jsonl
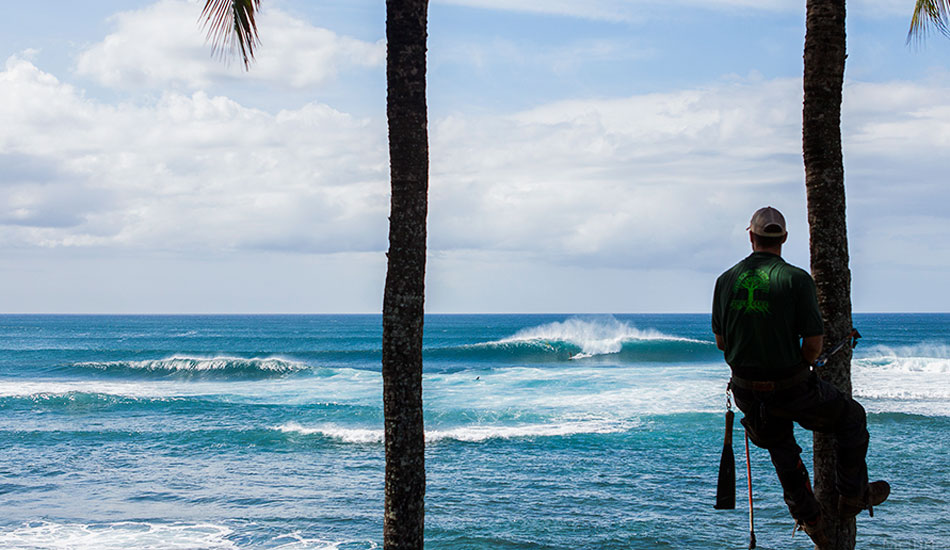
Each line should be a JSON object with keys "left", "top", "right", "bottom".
{"left": 730, "top": 368, "right": 812, "bottom": 392}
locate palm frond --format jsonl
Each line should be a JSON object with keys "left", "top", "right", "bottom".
{"left": 908, "top": 0, "right": 950, "bottom": 44}
{"left": 201, "top": 0, "right": 262, "bottom": 69}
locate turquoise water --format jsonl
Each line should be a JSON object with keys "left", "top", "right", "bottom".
{"left": 0, "top": 314, "right": 947, "bottom": 549}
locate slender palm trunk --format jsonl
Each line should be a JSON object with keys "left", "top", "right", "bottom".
{"left": 803, "top": 0, "right": 853, "bottom": 548}
{"left": 382, "top": 1, "right": 429, "bottom": 549}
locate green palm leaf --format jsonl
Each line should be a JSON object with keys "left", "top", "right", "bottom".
{"left": 201, "top": 0, "right": 262, "bottom": 69}
{"left": 908, "top": 0, "right": 950, "bottom": 43}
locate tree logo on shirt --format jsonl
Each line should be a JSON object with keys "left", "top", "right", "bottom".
{"left": 731, "top": 269, "right": 771, "bottom": 313}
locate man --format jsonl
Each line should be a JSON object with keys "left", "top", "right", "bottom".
{"left": 712, "top": 206, "right": 888, "bottom": 545}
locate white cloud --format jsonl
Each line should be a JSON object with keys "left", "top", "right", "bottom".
{"left": 1, "top": 55, "right": 389, "bottom": 254}
{"left": 427, "top": 74, "right": 950, "bottom": 274}
{"left": 429, "top": 77, "right": 809, "bottom": 270}
{"left": 845, "top": 80, "right": 950, "bottom": 156}
{"left": 75, "top": 0, "right": 384, "bottom": 90}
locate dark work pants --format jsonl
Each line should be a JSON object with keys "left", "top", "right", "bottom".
{"left": 731, "top": 371, "right": 870, "bottom": 521}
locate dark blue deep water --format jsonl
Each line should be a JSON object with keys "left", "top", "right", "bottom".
{"left": 0, "top": 314, "right": 947, "bottom": 549}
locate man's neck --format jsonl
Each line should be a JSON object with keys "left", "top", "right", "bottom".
{"left": 752, "top": 245, "right": 782, "bottom": 256}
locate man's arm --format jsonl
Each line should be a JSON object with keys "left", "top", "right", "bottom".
{"left": 714, "top": 333, "right": 725, "bottom": 351}
{"left": 802, "top": 334, "right": 823, "bottom": 365}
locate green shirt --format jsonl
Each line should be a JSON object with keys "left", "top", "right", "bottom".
{"left": 712, "top": 252, "right": 824, "bottom": 375}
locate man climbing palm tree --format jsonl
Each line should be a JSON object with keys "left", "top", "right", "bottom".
{"left": 712, "top": 207, "right": 889, "bottom": 547}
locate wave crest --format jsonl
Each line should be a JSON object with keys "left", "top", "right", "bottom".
{"left": 70, "top": 356, "right": 309, "bottom": 379}
{"left": 477, "top": 317, "right": 713, "bottom": 360}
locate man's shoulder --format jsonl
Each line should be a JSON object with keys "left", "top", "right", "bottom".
{"left": 715, "top": 259, "right": 746, "bottom": 287}
{"left": 719, "top": 255, "right": 753, "bottom": 276}
{"left": 776, "top": 260, "right": 814, "bottom": 282}
{"left": 718, "top": 254, "right": 772, "bottom": 279}
{"left": 746, "top": 252, "right": 813, "bottom": 280}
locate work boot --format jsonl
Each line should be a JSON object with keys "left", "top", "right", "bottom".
{"left": 838, "top": 480, "right": 890, "bottom": 518}
{"left": 794, "top": 513, "right": 829, "bottom": 546}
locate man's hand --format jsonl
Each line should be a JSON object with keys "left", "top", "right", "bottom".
{"left": 802, "top": 335, "right": 823, "bottom": 365}
{"left": 715, "top": 333, "right": 725, "bottom": 351}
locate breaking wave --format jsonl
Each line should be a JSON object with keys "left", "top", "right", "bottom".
{"left": 67, "top": 356, "right": 310, "bottom": 380}
{"left": 855, "top": 344, "right": 950, "bottom": 374}
{"left": 852, "top": 344, "right": 950, "bottom": 413}
{"left": 437, "top": 318, "right": 717, "bottom": 363}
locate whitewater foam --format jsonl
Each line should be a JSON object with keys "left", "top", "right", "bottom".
{"left": 487, "top": 317, "right": 710, "bottom": 358}
{"left": 0, "top": 522, "right": 369, "bottom": 550}
{"left": 424, "top": 363, "right": 725, "bottom": 416}
{"left": 269, "top": 533, "right": 379, "bottom": 550}
{"left": 428, "top": 418, "right": 639, "bottom": 442}
{"left": 276, "top": 422, "right": 383, "bottom": 443}
{"left": 856, "top": 344, "right": 950, "bottom": 373}
{"left": 274, "top": 417, "right": 639, "bottom": 444}
{"left": 0, "top": 521, "right": 238, "bottom": 550}
{"left": 845, "top": 345, "right": 950, "bottom": 415}
{"left": 854, "top": 363, "right": 950, "bottom": 403}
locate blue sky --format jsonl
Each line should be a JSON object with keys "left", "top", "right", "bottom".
{"left": 0, "top": 0, "right": 948, "bottom": 313}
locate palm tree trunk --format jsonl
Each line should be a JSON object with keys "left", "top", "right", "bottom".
{"left": 382, "top": 1, "right": 429, "bottom": 549}
{"left": 803, "top": 0, "right": 854, "bottom": 548}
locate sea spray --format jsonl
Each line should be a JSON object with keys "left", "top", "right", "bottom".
{"left": 494, "top": 316, "right": 707, "bottom": 356}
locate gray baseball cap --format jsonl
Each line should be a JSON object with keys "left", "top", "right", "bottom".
{"left": 748, "top": 206, "right": 787, "bottom": 237}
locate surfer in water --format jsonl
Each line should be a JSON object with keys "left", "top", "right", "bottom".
{"left": 711, "top": 207, "right": 889, "bottom": 545}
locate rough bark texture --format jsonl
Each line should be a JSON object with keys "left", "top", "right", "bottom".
{"left": 803, "top": 0, "right": 854, "bottom": 548}
{"left": 382, "top": 1, "right": 429, "bottom": 549}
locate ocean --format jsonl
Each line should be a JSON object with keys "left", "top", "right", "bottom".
{"left": 0, "top": 314, "right": 947, "bottom": 549}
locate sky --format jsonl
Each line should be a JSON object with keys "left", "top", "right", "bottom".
{"left": 0, "top": 0, "right": 948, "bottom": 314}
